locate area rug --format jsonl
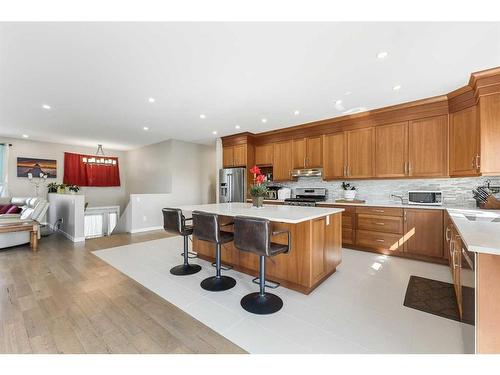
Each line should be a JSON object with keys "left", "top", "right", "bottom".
{"left": 404, "top": 275, "right": 474, "bottom": 325}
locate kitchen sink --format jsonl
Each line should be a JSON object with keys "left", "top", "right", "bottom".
{"left": 464, "top": 215, "right": 500, "bottom": 222}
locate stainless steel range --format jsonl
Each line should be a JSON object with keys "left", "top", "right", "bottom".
{"left": 284, "top": 188, "right": 327, "bottom": 207}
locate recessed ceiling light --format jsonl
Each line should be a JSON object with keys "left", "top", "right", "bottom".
{"left": 334, "top": 100, "right": 345, "bottom": 111}
{"left": 261, "top": 118, "right": 267, "bottom": 123}
{"left": 344, "top": 91, "right": 352, "bottom": 96}
{"left": 22, "top": 134, "right": 29, "bottom": 138}
{"left": 143, "top": 126, "right": 149, "bottom": 131}
{"left": 377, "top": 51, "right": 389, "bottom": 59}
{"left": 335, "top": 100, "right": 343, "bottom": 105}
{"left": 393, "top": 84, "right": 402, "bottom": 91}
{"left": 212, "top": 130, "right": 218, "bottom": 135}
{"left": 235, "top": 125, "right": 241, "bottom": 129}
{"left": 294, "top": 110, "right": 300, "bottom": 115}
{"left": 42, "top": 104, "right": 51, "bottom": 110}
{"left": 148, "top": 97, "right": 155, "bottom": 103}
{"left": 200, "top": 114, "right": 206, "bottom": 119}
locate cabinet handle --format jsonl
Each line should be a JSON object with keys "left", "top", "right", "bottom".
{"left": 347, "top": 165, "right": 350, "bottom": 176}
{"left": 408, "top": 162, "right": 412, "bottom": 176}
{"left": 373, "top": 209, "right": 385, "bottom": 213}
{"left": 343, "top": 165, "right": 347, "bottom": 176}
{"left": 375, "top": 222, "right": 385, "bottom": 226}
{"left": 304, "top": 157, "right": 307, "bottom": 168}
{"left": 445, "top": 226, "right": 451, "bottom": 242}
{"left": 475, "top": 155, "right": 481, "bottom": 171}
{"left": 376, "top": 239, "right": 385, "bottom": 243}
{"left": 404, "top": 162, "right": 408, "bottom": 175}
{"left": 404, "top": 210, "right": 407, "bottom": 222}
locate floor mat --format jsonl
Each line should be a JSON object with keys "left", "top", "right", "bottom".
{"left": 403, "top": 275, "right": 474, "bottom": 325}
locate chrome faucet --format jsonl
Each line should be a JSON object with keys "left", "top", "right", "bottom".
{"left": 391, "top": 194, "right": 405, "bottom": 204}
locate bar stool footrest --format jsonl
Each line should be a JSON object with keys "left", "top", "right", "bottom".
{"left": 180, "top": 251, "right": 198, "bottom": 259}
{"left": 211, "top": 262, "right": 233, "bottom": 271}
{"left": 252, "top": 277, "right": 280, "bottom": 289}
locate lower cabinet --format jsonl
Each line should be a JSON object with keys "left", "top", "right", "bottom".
{"left": 328, "top": 204, "right": 446, "bottom": 264}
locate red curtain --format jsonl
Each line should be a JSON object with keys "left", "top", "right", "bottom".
{"left": 63, "top": 152, "right": 121, "bottom": 187}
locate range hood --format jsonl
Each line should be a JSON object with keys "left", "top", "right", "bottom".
{"left": 291, "top": 168, "right": 323, "bottom": 178}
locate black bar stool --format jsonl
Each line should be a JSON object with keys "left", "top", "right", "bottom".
{"left": 192, "top": 211, "right": 237, "bottom": 292}
{"left": 162, "top": 208, "right": 202, "bottom": 276}
{"left": 233, "top": 216, "right": 291, "bottom": 314}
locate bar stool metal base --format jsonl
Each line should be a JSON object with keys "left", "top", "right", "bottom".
{"left": 240, "top": 292, "right": 283, "bottom": 315}
{"left": 200, "top": 276, "right": 236, "bottom": 291}
{"left": 170, "top": 264, "right": 202, "bottom": 276}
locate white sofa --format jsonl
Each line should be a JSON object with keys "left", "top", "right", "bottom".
{"left": 0, "top": 197, "right": 50, "bottom": 249}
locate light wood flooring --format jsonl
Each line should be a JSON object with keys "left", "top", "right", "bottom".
{"left": 0, "top": 231, "right": 245, "bottom": 354}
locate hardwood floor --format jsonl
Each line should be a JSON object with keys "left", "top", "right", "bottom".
{"left": 0, "top": 231, "right": 245, "bottom": 354}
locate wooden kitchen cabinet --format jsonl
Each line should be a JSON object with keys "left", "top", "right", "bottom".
{"left": 255, "top": 143, "right": 274, "bottom": 165}
{"left": 322, "top": 133, "right": 345, "bottom": 180}
{"left": 273, "top": 140, "right": 293, "bottom": 181}
{"left": 375, "top": 121, "right": 408, "bottom": 178}
{"left": 408, "top": 115, "right": 448, "bottom": 177}
{"left": 293, "top": 136, "right": 322, "bottom": 169}
{"left": 403, "top": 209, "right": 444, "bottom": 259}
{"left": 449, "top": 106, "right": 480, "bottom": 177}
{"left": 345, "top": 127, "right": 375, "bottom": 178}
{"left": 223, "top": 144, "right": 247, "bottom": 167}
{"left": 478, "top": 93, "right": 500, "bottom": 175}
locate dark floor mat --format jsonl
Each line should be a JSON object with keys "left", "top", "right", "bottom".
{"left": 403, "top": 275, "right": 474, "bottom": 325}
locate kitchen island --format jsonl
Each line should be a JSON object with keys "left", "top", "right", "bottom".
{"left": 177, "top": 203, "right": 344, "bottom": 294}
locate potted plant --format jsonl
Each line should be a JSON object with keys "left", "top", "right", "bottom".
{"left": 57, "top": 183, "right": 67, "bottom": 194}
{"left": 249, "top": 165, "right": 268, "bottom": 208}
{"left": 68, "top": 185, "right": 80, "bottom": 194}
{"left": 341, "top": 181, "right": 357, "bottom": 200}
{"left": 47, "top": 182, "right": 58, "bottom": 193}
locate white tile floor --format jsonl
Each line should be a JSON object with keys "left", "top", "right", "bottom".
{"left": 93, "top": 236, "right": 474, "bottom": 354}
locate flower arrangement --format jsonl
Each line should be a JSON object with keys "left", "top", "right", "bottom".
{"left": 68, "top": 185, "right": 80, "bottom": 194}
{"left": 341, "top": 182, "right": 356, "bottom": 191}
{"left": 249, "top": 165, "right": 268, "bottom": 207}
{"left": 47, "top": 182, "right": 59, "bottom": 193}
{"left": 341, "top": 181, "right": 357, "bottom": 200}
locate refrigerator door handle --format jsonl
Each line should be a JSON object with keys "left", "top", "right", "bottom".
{"left": 228, "top": 173, "right": 233, "bottom": 202}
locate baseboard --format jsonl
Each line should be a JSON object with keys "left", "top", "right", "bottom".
{"left": 130, "top": 225, "right": 163, "bottom": 234}
{"left": 48, "top": 223, "right": 85, "bottom": 243}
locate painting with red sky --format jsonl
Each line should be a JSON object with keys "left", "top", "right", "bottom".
{"left": 17, "top": 157, "right": 57, "bottom": 178}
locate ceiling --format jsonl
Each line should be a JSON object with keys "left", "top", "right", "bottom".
{"left": 1, "top": 22, "right": 499, "bottom": 150}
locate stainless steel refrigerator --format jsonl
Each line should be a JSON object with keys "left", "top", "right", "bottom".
{"left": 219, "top": 168, "right": 246, "bottom": 203}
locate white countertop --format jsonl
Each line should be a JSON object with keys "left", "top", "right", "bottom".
{"left": 446, "top": 208, "right": 500, "bottom": 256}
{"left": 177, "top": 203, "right": 344, "bottom": 224}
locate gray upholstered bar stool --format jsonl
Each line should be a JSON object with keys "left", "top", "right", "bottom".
{"left": 192, "top": 210, "right": 236, "bottom": 292}
{"left": 162, "top": 208, "right": 202, "bottom": 276}
{"left": 233, "top": 216, "right": 291, "bottom": 315}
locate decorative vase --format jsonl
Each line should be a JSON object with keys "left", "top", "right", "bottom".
{"left": 344, "top": 190, "right": 356, "bottom": 200}
{"left": 57, "top": 187, "right": 66, "bottom": 194}
{"left": 252, "top": 196, "right": 264, "bottom": 208}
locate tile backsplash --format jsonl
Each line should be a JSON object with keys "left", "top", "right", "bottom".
{"left": 269, "top": 176, "right": 500, "bottom": 207}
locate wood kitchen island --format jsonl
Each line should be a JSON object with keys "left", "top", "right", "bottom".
{"left": 177, "top": 203, "right": 344, "bottom": 294}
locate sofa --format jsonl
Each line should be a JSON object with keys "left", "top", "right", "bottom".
{"left": 0, "top": 197, "right": 50, "bottom": 249}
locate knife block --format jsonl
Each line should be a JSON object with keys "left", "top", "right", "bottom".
{"left": 479, "top": 195, "right": 500, "bottom": 209}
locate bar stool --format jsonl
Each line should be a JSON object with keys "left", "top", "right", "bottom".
{"left": 162, "top": 208, "right": 202, "bottom": 276}
{"left": 192, "top": 211, "right": 236, "bottom": 292}
{"left": 233, "top": 216, "right": 291, "bottom": 315}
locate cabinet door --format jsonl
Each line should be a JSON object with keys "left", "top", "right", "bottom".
{"left": 292, "top": 138, "right": 306, "bottom": 169}
{"left": 479, "top": 93, "right": 500, "bottom": 175}
{"left": 311, "top": 217, "right": 327, "bottom": 284}
{"left": 273, "top": 141, "right": 293, "bottom": 181}
{"left": 375, "top": 122, "right": 408, "bottom": 178}
{"left": 223, "top": 146, "right": 234, "bottom": 167}
{"left": 233, "top": 144, "right": 247, "bottom": 167}
{"left": 255, "top": 144, "right": 274, "bottom": 165}
{"left": 346, "top": 127, "right": 375, "bottom": 178}
{"left": 322, "top": 133, "right": 345, "bottom": 179}
{"left": 306, "top": 136, "right": 323, "bottom": 168}
{"left": 403, "top": 209, "right": 443, "bottom": 258}
{"left": 408, "top": 115, "right": 448, "bottom": 177}
{"left": 450, "top": 106, "right": 480, "bottom": 176}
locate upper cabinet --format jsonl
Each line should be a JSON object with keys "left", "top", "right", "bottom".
{"left": 255, "top": 144, "right": 274, "bottom": 166}
{"left": 479, "top": 93, "right": 500, "bottom": 176}
{"left": 450, "top": 106, "right": 480, "bottom": 177}
{"left": 223, "top": 144, "right": 247, "bottom": 167}
{"left": 408, "top": 115, "right": 448, "bottom": 177}
{"left": 273, "top": 140, "right": 293, "bottom": 181}
{"left": 345, "top": 127, "right": 375, "bottom": 178}
{"left": 375, "top": 121, "right": 408, "bottom": 178}
{"left": 322, "top": 133, "right": 345, "bottom": 180}
{"left": 292, "top": 136, "right": 323, "bottom": 169}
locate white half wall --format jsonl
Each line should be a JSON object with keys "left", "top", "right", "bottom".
{"left": 47, "top": 193, "right": 85, "bottom": 242}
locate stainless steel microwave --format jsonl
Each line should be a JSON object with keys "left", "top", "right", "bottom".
{"left": 408, "top": 191, "right": 443, "bottom": 205}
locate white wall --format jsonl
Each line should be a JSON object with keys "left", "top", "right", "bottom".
{"left": 0, "top": 137, "right": 128, "bottom": 211}
{"left": 47, "top": 193, "right": 85, "bottom": 242}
